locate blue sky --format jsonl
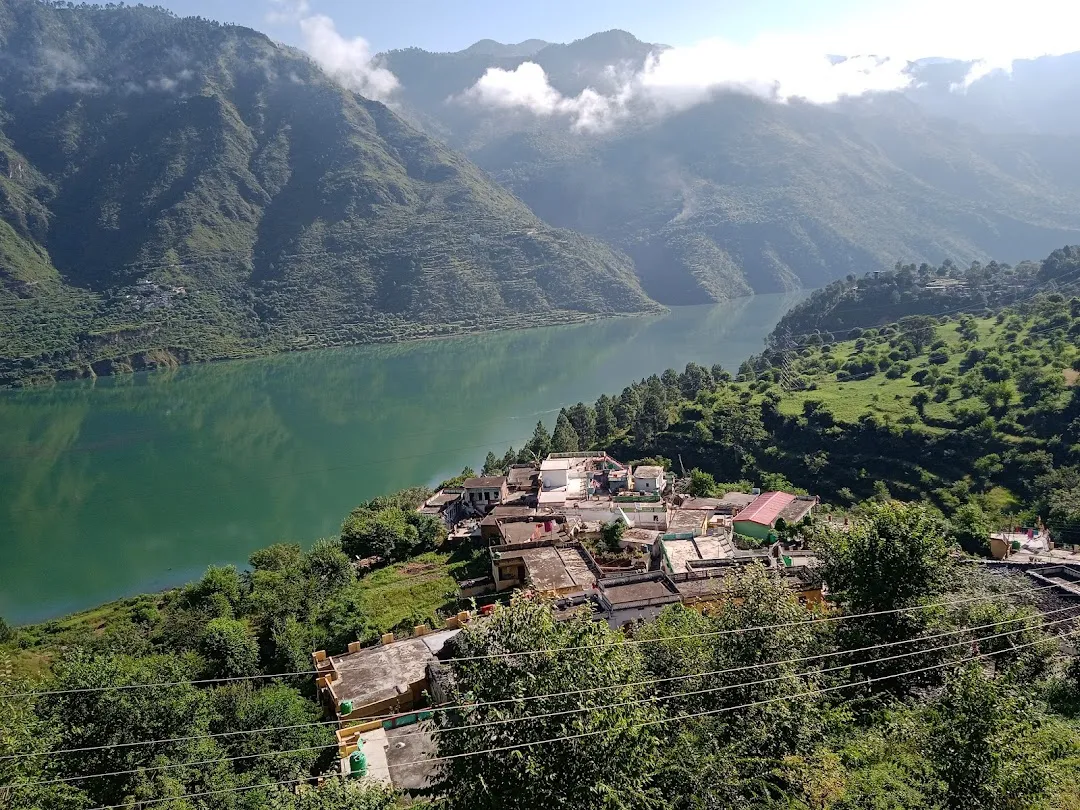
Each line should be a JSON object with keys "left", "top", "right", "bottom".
{"left": 130, "top": 0, "right": 872, "bottom": 53}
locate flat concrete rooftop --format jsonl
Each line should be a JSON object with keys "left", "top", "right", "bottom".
{"left": 329, "top": 629, "right": 460, "bottom": 709}
{"left": 669, "top": 509, "right": 706, "bottom": 534}
{"left": 600, "top": 576, "right": 679, "bottom": 606}
{"left": 497, "top": 545, "right": 595, "bottom": 592}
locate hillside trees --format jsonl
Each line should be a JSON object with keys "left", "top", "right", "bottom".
{"left": 435, "top": 598, "right": 661, "bottom": 810}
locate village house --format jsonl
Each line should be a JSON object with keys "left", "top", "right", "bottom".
{"left": 490, "top": 540, "right": 600, "bottom": 597}
{"left": 506, "top": 464, "right": 541, "bottom": 502}
{"left": 312, "top": 627, "right": 462, "bottom": 723}
{"left": 732, "top": 491, "right": 818, "bottom": 540}
{"left": 461, "top": 476, "right": 509, "bottom": 513}
{"left": 418, "top": 488, "right": 466, "bottom": 528}
{"left": 632, "top": 464, "right": 667, "bottom": 494}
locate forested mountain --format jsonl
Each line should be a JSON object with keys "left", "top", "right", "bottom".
{"left": 380, "top": 34, "right": 1080, "bottom": 305}
{"left": 768, "top": 245, "right": 1080, "bottom": 341}
{"left": 0, "top": 2, "right": 656, "bottom": 386}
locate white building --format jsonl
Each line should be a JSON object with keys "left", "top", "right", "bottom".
{"left": 632, "top": 465, "right": 666, "bottom": 494}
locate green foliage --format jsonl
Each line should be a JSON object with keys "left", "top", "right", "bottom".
{"left": 303, "top": 539, "right": 354, "bottom": 592}
{"left": 263, "top": 779, "right": 401, "bottom": 810}
{"left": 521, "top": 419, "right": 551, "bottom": 461}
{"left": 600, "top": 519, "right": 626, "bottom": 553}
{"left": 200, "top": 617, "right": 260, "bottom": 678}
{"left": 435, "top": 597, "right": 661, "bottom": 810}
{"left": 814, "top": 502, "right": 955, "bottom": 613}
{"left": 927, "top": 666, "right": 1050, "bottom": 809}
{"left": 687, "top": 468, "right": 718, "bottom": 497}
{"left": 566, "top": 402, "right": 597, "bottom": 448}
{"left": 950, "top": 502, "right": 992, "bottom": 555}
{"left": 551, "top": 409, "right": 580, "bottom": 453}
{"left": 594, "top": 394, "right": 617, "bottom": 442}
{"left": 340, "top": 507, "right": 419, "bottom": 562}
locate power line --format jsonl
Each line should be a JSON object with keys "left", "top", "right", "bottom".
{"left": 51, "top": 630, "right": 1075, "bottom": 810}
{"left": 2, "top": 585, "right": 1072, "bottom": 762}
{"left": 388, "top": 629, "right": 1076, "bottom": 771}
{"left": 394, "top": 610, "right": 1080, "bottom": 741}
{"left": 442, "top": 581, "right": 1070, "bottom": 662}
{"left": 10, "top": 609, "right": 1074, "bottom": 790}
{"left": 8, "top": 743, "right": 336, "bottom": 788}
{"left": 1, "top": 580, "right": 1064, "bottom": 702}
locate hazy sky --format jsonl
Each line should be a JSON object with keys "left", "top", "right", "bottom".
{"left": 122, "top": 0, "right": 1080, "bottom": 59}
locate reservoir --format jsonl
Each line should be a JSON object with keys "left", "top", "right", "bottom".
{"left": 0, "top": 294, "right": 802, "bottom": 624}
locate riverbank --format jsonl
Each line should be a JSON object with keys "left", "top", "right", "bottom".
{"left": 0, "top": 295, "right": 804, "bottom": 624}
{"left": 0, "top": 306, "right": 667, "bottom": 389}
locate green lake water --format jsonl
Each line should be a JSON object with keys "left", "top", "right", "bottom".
{"left": 0, "top": 294, "right": 803, "bottom": 624}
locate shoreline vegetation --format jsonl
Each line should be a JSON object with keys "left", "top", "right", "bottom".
{"left": 0, "top": 307, "right": 666, "bottom": 390}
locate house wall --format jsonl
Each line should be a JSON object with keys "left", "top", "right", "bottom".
{"left": 633, "top": 474, "right": 665, "bottom": 493}
{"left": 733, "top": 520, "right": 774, "bottom": 541}
{"left": 542, "top": 468, "right": 569, "bottom": 489}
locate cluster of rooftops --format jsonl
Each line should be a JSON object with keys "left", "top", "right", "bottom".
{"left": 314, "top": 451, "right": 821, "bottom": 792}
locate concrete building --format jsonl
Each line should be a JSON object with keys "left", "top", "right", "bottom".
{"left": 313, "top": 628, "right": 460, "bottom": 722}
{"left": 506, "top": 464, "right": 540, "bottom": 496}
{"left": 490, "top": 541, "right": 599, "bottom": 596}
{"left": 462, "top": 476, "right": 509, "bottom": 512}
{"left": 595, "top": 571, "right": 682, "bottom": 629}
{"left": 632, "top": 465, "right": 666, "bottom": 494}
{"left": 732, "top": 492, "right": 818, "bottom": 540}
{"left": 418, "top": 488, "right": 466, "bottom": 529}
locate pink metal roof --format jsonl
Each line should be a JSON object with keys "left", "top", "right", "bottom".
{"left": 733, "top": 491, "right": 797, "bottom": 527}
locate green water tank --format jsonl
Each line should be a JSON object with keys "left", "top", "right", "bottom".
{"left": 349, "top": 750, "right": 367, "bottom": 778}
{"left": 339, "top": 700, "right": 353, "bottom": 715}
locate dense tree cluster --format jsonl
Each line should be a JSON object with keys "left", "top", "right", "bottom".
{"left": 340, "top": 489, "right": 444, "bottom": 563}
{"left": 771, "top": 256, "right": 1041, "bottom": 341}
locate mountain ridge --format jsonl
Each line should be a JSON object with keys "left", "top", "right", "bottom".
{"left": 379, "top": 34, "right": 1080, "bottom": 303}
{"left": 0, "top": 1, "right": 659, "bottom": 386}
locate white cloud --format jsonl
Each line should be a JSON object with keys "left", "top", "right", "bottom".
{"left": 459, "top": 0, "right": 1080, "bottom": 126}
{"left": 780, "top": 0, "right": 1080, "bottom": 91}
{"left": 147, "top": 76, "right": 178, "bottom": 92}
{"left": 460, "top": 38, "right": 913, "bottom": 130}
{"left": 298, "top": 14, "right": 398, "bottom": 101}
{"left": 462, "top": 63, "right": 628, "bottom": 132}
{"left": 634, "top": 37, "right": 912, "bottom": 107}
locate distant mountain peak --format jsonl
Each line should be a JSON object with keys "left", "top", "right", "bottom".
{"left": 459, "top": 38, "right": 551, "bottom": 58}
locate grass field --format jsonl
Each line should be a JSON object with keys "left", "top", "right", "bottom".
{"left": 773, "top": 317, "right": 1009, "bottom": 427}
{"left": 352, "top": 545, "right": 488, "bottom": 635}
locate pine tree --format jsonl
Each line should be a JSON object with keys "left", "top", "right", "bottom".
{"left": 633, "top": 393, "right": 668, "bottom": 444}
{"left": 595, "top": 395, "right": 617, "bottom": 443}
{"left": 482, "top": 451, "right": 500, "bottom": 476}
{"left": 521, "top": 420, "right": 551, "bottom": 461}
{"left": 551, "top": 410, "right": 580, "bottom": 454}
{"left": 566, "top": 402, "right": 597, "bottom": 449}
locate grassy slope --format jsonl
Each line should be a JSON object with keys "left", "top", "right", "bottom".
{"left": 4, "top": 544, "right": 488, "bottom": 678}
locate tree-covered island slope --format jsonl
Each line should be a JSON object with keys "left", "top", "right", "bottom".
{"left": 0, "top": 1, "right": 657, "bottom": 387}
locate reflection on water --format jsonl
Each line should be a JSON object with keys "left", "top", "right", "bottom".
{"left": 0, "top": 294, "right": 803, "bottom": 623}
